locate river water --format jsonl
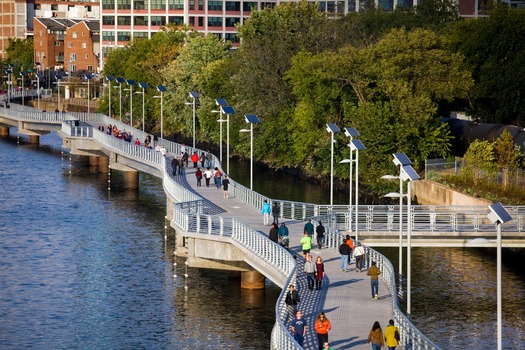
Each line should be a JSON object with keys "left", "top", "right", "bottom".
{"left": 1, "top": 130, "right": 525, "bottom": 349}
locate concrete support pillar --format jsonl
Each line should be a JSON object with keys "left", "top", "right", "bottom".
{"left": 166, "top": 197, "right": 174, "bottom": 222}
{"left": 28, "top": 135, "right": 40, "bottom": 144}
{"left": 0, "top": 126, "right": 9, "bottom": 137}
{"left": 241, "top": 270, "right": 265, "bottom": 290}
{"left": 99, "top": 157, "right": 109, "bottom": 173}
{"left": 89, "top": 156, "right": 99, "bottom": 166}
{"left": 123, "top": 170, "right": 139, "bottom": 190}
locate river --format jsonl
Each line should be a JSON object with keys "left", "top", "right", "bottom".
{"left": 1, "top": 130, "right": 525, "bottom": 349}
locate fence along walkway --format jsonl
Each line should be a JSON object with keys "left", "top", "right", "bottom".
{"left": 2, "top": 102, "right": 440, "bottom": 349}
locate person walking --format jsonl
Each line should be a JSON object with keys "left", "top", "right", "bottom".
{"left": 300, "top": 231, "right": 312, "bottom": 259}
{"left": 222, "top": 175, "right": 230, "bottom": 199}
{"left": 278, "top": 223, "right": 289, "bottom": 251}
{"left": 316, "top": 221, "right": 325, "bottom": 249}
{"left": 171, "top": 157, "right": 178, "bottom": 176}
{"left": 195, "top": 167, "right": 203, "bottom": 187}
{"left": 315, "top": 256, "right": 325, "bottom": 290}
{"left": 261, "top": 200, "right": 271, "bottom": 226}
{"left": 339, "top": 239, "right": 351, "bottom": 272}
{"left": 285, "top": 284, "right": 300, "bottom": 315}
{"left": 304, "top": 218, "right": 314, "bottom": 237}
{"left": 272, "top": 202, "right": 280, "bottom": 225}
{"left": 304, "top": 253, "right": 316, "bottom": 291}
{"left": 366, "top": 261, "right": 382, "bottom": 300}
{"left": 354, "top": 242, "right": 365, "bottom": 272}
{"left": 205, "top": 150, "right": 213, "bottom": 168}
{"left": 291, "top": 310, "right": 306, "bottom": 347}
{"left": 346, "top": 234, "right": 354, "bottom": 270}
{"left": 213, "top": 167, "right": 222, "bottom": 188}
{"left": 314, "top": 312, "right": 331, "bottom": 350}
{"left": 367, "top": 321, "right": 385, "bottom": 350}
{"left": 268, "top": 223, "right": 279, "bottom": 243}
{"left": 384, "top": 319, "right": 400, "bottom": 350}
{"left": 204, "top": 167, "right": 213, "bottom": 187}
{"left": 200, "top": 152, "right": 206, "bottom": 168}
{"left": 191, "top": 151, "right": 199, "bottom": 168}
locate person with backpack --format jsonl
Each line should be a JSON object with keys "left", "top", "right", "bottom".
{"left": 316, "top": 221, "right": 326, "bottom": 249}
{"left": 272, "top": 202, "right": 280, "bottom": 225}
{"left": 285, "top": 284, "right": 300, "bottom": 315}
{"left": 339, "top": 239, "right": 351, "bottom": 272}
{"left": 213, "top": 167, "right": 222, "bottom": 188}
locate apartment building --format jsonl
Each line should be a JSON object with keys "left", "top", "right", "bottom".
{"left": 33, "top": 18, "right": 100, "bottom": 72}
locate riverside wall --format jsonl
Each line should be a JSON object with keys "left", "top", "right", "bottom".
{"left": 412, "top": 180, "right": 492, "bottom": 206}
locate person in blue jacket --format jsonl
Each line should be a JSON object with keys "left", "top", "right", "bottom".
{"left": 261, "top": 200, "right": 271, "bottom": 226}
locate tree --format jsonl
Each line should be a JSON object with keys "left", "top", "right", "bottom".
{"left": 5, "top": 38, "right": 34, "bottom": 87}
{"left": 494, "top": 129, "right": 521, "bottom": 190}
{"left": 460, "top": 140, "right": 497, "bottom": 186}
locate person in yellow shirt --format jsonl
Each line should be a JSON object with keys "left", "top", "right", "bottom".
{"left": 384, "top": 319, "right": 400, "bottom": 350}
{"left": 300, "top": 231, "right": 312, "bottom": 258}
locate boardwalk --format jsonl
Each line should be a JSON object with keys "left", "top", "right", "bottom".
{"left": 171, "top": 161, "right": 392, "bottom": 350}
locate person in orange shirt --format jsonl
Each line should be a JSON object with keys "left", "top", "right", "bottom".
{"left": 314, "top": 312, "right": 332, "bottom": 350}
{"left": 345, "top": 234, "right": 354, "bottom": 270}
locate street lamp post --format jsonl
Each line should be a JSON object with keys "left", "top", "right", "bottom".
{"left": 382, "top": 174, "right": 405, "bottom": 299}
{"left": 240, "top": 114, "right": 260, "bottom": 190}
{"left": 221, "top": 105, "right": 236, "bottom": 174}
{"left": 5, "top": 68, "right": 12, "bottom": 103}
{"left": 340, "top": 127, "right": 360, "bottom": 232}
{"left": 19, "top": 71, "right": 27, "bottom": 106}
{"left": 115, "top": 77, "right": 126, "bottom": 121}
{"left": 348, "top": 139, "right": 366, "bottom": 242}
{"left": 55, "top": 74, "right": 63, "bottom": 110}
{"left": 486, "top": 202, "right": 512, "bottom": 350}
{"left": 186, "top": 91, "right": 199, "bottom": 149}
{"left": 126, "top": 79, "right": 137, "bottom": 127}
{"left": 154, "top": 85, "right": 167, "bottom": 139}
{"left": 35, "top": 62, "right": 41, "bottom": 109}
{"left": 138, "top": 82, "right": 148, "bottom": 131}
{"left": 85, "top": 73, "right": 93, "bottom": 113}
{"left": 326, "top": 123, "right": 340, "bottom": 207}
{"left": 106, "top": 76, "right": 114, "bottom": 119}
{"left": 214, "top": 98, "right": 227, "bottom": 162}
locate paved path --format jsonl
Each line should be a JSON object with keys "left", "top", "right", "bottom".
{"left": 171, "top": 161, "right": 394, "bottom": 350}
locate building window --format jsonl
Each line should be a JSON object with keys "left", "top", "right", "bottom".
{"left": 117, "top": 31, "right": 131, "bottom": 41}
{"left": 51, "top": 4, "right": 58, "bottom": 10}
{"left": 150, "top": 16, "right": 166, "bottom": 26}
{"left": 207, "top": 17, "right": 222, "bottom": 27}
{"left": 68, "top": 42, "right": 72, "bottom": 48}
{"left": 208, "top": 1, "right": 222, "bottom": 10}
{"left": 225, "top": 1, "right": 240, "bottom": 11}
{"left": 117, "top": 16, "right": 132, "bottom": 25}
{"left": 134, "top": 0, "right": 149, "bottom": 10}
{"left": 189, "top": 17, "right": 195, "bottom": 26}
{"left": 198, "top": 0, "right": 204, "bottom": 10}
{"left": 39, "top": 30, "right": 42, "bottom": 36}
{"left": 198, "top": 17, "right": 204, "bottom": 26}
{"left": 212, "top": 32, "right": 223, "bottom": 40}
{"left": 243, "top": 2, "right": 257, "bottom": 11}
{"left": 168, "top": 16, "right": 184, "bottom": 25}
{"left": 102, "top": 0, "right": 115, "bottom": 9}
{"left": 55, "top": 41, "right": 61, "bottom": 46}
{"left": 88, "top": 65, "right": 93, "bottom": 71}
{"left": 151, "top": 0, "right": 166, "bottom": 10}
{"left": 70, "top": 53, "right": 76, "bottom": 62}
{"left": 225, "top": 17, "right": 240, "bottom": 27}
{"left": 39, "top": 40, "right": 43, "bottom": 46}
{"left": 225, "top": 33, "right": 239, "bottom": 42}
{"left": 117, "top": 0, "right": 131, "bottom": 10}
{"left": 134, "top": 32, "right": 149, "bottom": 39}
{"left": 134, "top": 16, "right": 149, "bottom": 25}
{"left": 189, "top": 0, "right": 195, "bottom": 10}
{"left": 85, "top": 54, "right": 89, "bottom": 59}
{"left": 102, "top": 31, "right": 115, "bottom": 41}
{"left": 102, "top": 16, "right": 115, "bottom": 25}
{"left": 82, "top": 43, "right": 87, "bottom": 48}
{"left": 70, "top": 65, "right": 76, "bottom": 72}
{"left": 72, "top": 31, "right": 77, "bottom": 38}
{"left": 168, "top": 0, "right": 184, "bottom": 10}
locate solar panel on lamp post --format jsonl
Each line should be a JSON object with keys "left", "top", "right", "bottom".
{"left": 85, "top": 73, "right": 93, "bottom": 113}
{"left": 138, "top": 82, "right": 148, "bottom": 132}
{"left": 154, "top": 85, "right": 167, "bottom": 139}
{"left": 339, "top": 127, "right": 360, "bottom": 232}
{"left": 240, "top": 114, "right": 260, "bottom": 190}
{"left": 325, "top": 123, "right": 340, "bottom": 208}
{"left": 221, "top": 105, "right": 236, "bottom": 174}
{"left": 126, "top": 79, "right": 137, "bottom": 127}
{"left": 106, "top": 76, "right": 114, "bottom": 119}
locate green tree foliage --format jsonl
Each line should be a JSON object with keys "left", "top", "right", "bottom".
{"left": 101, "top": 27, "right": 186, "bottom": 130}
{"left": 494, "top": 129, "right": 521, "bottom": 189}
{"left": 5, "top": 38, "right": 34, "bottom": 87}
{"left": 445, "top": 6, "right": 525, "bottom": 125}
{"left": 160, "top": 33, "right": 231, "bottom": 139}
{"left": 460, "top": 139, "right": 497, "bottom": 185}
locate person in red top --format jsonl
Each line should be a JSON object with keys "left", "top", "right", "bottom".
{"left": 315, "top": 256, "right": 325, "bottom": 290}
{"left": 191, "top": 152, "right": 199, "bottom": 168}
{"left": 314, "top": 312, "right": 332, "bottom": 350}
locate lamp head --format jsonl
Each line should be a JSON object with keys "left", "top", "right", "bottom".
{"left": 487, "top": 202, "right": 512, "bottom": 224}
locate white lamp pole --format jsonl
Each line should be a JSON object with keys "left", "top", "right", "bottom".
{"left": 138, "top": 82, "right": 148, "bottom": 132}
{"left": 19, "top": 71, "right": 26, "bottom": 106}
{"left": 85, "top": 74, "right": 93, "bottom": 113}
{"left": 349, "top": 139, "right": 365, "bottom": 243}
{"left": 341, "top": 127, "right": 360, "bottom": 231}
{"left": 241, "top": 114, "right": 260, "bottom": 190}
{"left": 126, "top": 79, "right": 137, "bottom": 127}
{"left": 155, "top": 85, "right": 167, "bottom": 139}
{"left": 326, "top": 123, "right": 340, "bottom": 208}
{"left": 106, "top": 76, "right": 113, "bottom": 119}
{"left": 188, "top": 92, "right": 199, "bottom": 149}
{"left": 116, "top": 77, "right": 125, "bottom": 121}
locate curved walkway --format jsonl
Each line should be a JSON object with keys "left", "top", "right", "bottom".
{"left": 172, "top": 161, "right": 393, "bottom": 350}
